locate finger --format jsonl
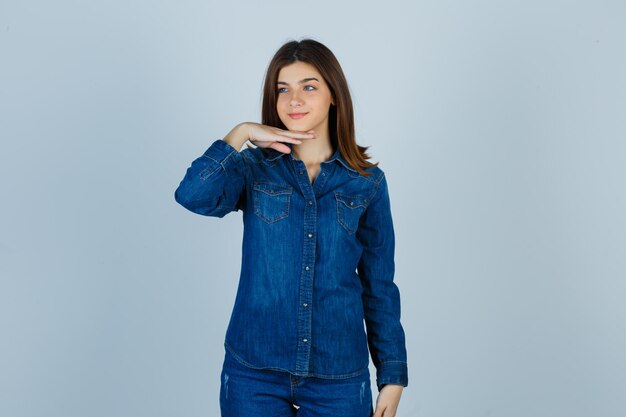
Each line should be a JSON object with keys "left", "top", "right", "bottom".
{"left": 254, "top": 133, "right": 302, "bottom": 144}
{"left": 272, "top": 135, "right": 303, "bottom": 144}
{"left": 270, "top": 142, "right": 292, "bottom": 154}
{"left": 373, "top": 405, "right": 384, "bottom": 417}
{"left": 381, "top": 407, "right": 394, "bottom": 417}
{"left": 274, "top": 130, "right": 316, "bottom": 139}
{"left": 251, "top": 135, "right": 302, "bottom": 145}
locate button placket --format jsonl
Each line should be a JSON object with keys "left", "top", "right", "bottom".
{"left": 291, "top": 158, "right": 318, "bottom": 373}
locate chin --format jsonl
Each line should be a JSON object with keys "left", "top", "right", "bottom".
{"left": 286, "top": 122, "right": 313, "bottom": 132}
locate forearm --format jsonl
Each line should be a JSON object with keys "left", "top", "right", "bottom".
{"left": 174, "top": 132, "right": 246, "bottom": 217}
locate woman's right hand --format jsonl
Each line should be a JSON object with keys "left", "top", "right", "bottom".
{"left": 245, "top": 122, "right": 316, "bottom": 154}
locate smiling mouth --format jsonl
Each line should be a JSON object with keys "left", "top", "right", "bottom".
{"left": 288, "top": 112, "right": 308, "bottom": 119}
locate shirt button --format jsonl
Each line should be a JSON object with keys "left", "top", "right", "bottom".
{"left": 308, "top": 233, "right": 313, "bottom": 238}
{"left": 305, "top": 266, "right": 310, "bottom": 270}
{"left": 308, "top": 200, "right": 313, "bottom": 205}
{"left": 322, "top": 173, "right": 326, "bottom": 176}
{"left": 299, "top": 171, "right": 304, "bottom": 174}
{"left": 303, "top": 339, "right": 308, "bottom": 342}
{"left": 303, "top": 303, "right": 308, "bottom": 307}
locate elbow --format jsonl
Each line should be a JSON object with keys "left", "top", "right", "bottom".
{"left": 174, "top": 185, "right": 227, "bottom": 217}
{"left": 174, "top": 185, "right": 200, "bottom": 213}
{"left": 174, "top": 185, "right": 192, "bottom": 209}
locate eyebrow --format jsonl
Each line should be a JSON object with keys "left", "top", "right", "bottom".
{"left": 276, "top": 77, "right": 319, "bottom": 86}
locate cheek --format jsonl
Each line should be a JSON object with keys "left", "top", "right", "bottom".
{"left": 276, "top": 96, "right": 289, "bottom": 111}
{"left": 312, "top": 94, "right": 332, "bottom": 109}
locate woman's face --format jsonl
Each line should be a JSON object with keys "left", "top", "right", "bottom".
{"left": 276, "top": 61, "right": 335, "bottom": 134}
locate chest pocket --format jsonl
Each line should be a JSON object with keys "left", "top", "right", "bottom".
{"left": 335, "top": 193, "right": 368, "bottom": 234}
{"left": 253, "top": 181, "right": 293, "bottom": 224}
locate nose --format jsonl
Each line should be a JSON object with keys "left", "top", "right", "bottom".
{"left": 289, "top": 91, "right": 303, "bottom": 108}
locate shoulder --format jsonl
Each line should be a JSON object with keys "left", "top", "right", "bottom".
{"left": 239, "top": 145, "right": 268, "bottom": 164}
{"left": 350, "top": 163, "right": 385, "bottom": 186}
{"left": 360, "top": 164, "right": 392, "bottom": 204}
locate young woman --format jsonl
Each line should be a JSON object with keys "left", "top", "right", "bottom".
{"left": 175, "top": 38, "right": 408, "bottom": 417}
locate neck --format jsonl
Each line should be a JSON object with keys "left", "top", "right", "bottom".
{"left": 291, "top": 130, "right": 333, "bottom": 165}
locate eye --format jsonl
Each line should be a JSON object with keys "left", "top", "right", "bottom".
{"left": 277, "top": 86, "right": 315, "bottom": 93}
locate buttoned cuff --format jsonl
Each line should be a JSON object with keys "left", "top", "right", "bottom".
{"left": 202, "top": 138, "right": 239, "bottom": 160}
{"left": 199, "top": 139, "right": 242, "bottom": 179}
{"left": 375, "top": 361, "right": 408, "bottom": 392}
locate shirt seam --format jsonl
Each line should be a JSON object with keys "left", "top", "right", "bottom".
{"left": 224, "top": 342, "right": 370, "bottom": 379}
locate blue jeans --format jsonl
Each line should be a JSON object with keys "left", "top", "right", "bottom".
{"left": 220, "top": 348, "right": 374, "bottom": 417}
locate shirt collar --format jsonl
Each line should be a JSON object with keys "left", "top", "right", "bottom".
{"left": 263, "top": 142, "right": 357, "bottom": 173}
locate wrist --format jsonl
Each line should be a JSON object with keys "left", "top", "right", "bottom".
{"left": 223, "top": 123, "right": 250, "bottom": 151}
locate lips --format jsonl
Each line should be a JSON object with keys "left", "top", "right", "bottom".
{"left": 288, "top": 112, "right": 308, "bottom": 119}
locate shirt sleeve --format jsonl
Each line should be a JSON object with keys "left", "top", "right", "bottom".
{"left": 356, "top": 173, "right": 408, "bottom": 392}
{"left": 174, "top": 138, "right": 246, "bottom": 217}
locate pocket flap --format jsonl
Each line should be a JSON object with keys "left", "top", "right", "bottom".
{"left": 253, "top": 182, "right": 293, "bottom": 196}
{"left": 335, "top": 193, "right": 368, "bottom": 209}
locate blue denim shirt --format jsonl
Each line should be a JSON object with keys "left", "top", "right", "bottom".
{"left": 174, "top": 138, "right": 408, "bottom": 391}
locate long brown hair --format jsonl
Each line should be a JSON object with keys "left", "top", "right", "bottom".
{"left": 257, "top": 38, "right": 378, "bottom": 176}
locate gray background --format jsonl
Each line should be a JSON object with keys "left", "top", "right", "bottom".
{"left": 1, "top": 1, "right": 625, "bottom": 416}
